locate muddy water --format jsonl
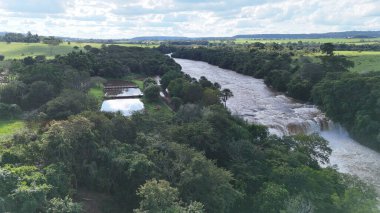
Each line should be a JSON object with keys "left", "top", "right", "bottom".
{"left": 174, "top": 58, "right": 380, "bottom": 196}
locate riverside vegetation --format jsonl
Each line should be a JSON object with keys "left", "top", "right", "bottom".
{"left": 0, "top": 45, "right": 378, "bottom": 212}
{"left": 165, "top": 43, "right": 380, "bottom": 152}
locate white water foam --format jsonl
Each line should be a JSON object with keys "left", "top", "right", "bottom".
{"left": 174, "top": 57, "right": 380, "bottom": 198}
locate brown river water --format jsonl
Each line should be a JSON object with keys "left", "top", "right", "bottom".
{"left": 174, "top": 58, "right": 380, "bottom": 197}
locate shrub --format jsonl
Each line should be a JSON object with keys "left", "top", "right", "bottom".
{"left": 143, "top": 78, "right": 157, "bottom": 90}
{"left": 171, "top": 97, "right": 183, "bottom": 111}
{"left": 0, "top": 103, "right": 22, "bottom": 119}
{"left": 144, "top": 85, "right": 161, "bottom": 102}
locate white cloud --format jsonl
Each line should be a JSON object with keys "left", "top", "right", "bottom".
{"left": 128, "top": 0, "right": 175, "bottom": 9}
{"left": 0, "top": 0, "right": 379, "bottom": 38}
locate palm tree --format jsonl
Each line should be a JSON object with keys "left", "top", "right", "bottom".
{"left": 220, "top": 88, "right": 233, "bottom": 108}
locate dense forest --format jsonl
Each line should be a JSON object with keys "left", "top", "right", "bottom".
{"left": 0, "top": 46, "right": 378, "bottom": 212}
{"left": 164, "top": 44, "right": 380, "bottom": 151}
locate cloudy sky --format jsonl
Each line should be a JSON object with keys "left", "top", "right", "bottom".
{"left": 0, "top": 0, "right": 379, "bottom": 39}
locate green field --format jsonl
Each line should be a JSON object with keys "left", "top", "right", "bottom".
{"left": 143, "top": 98, "right": 173, "bottom": 116}
{"left": 89, "top": 85, "right": 105, "bottom": 102}
{"left": 0, "top": 42, "right": 157, "bottom": 60}
{"left": 335, "top": 51, "right": 380, "bottom": 72}
{"left": 0, "top": 120, "right": 25, "bottom": 136}
{"left": 234, "top": 38, "right": 380, "bottom": 45}
{"left": 305, "top": 51, "right": 380, "bottom": 72}
{"left": 0, "top": 42, "right": 103, "bottom": 59}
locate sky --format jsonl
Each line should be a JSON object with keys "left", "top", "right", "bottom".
{"left": 0, "top": 0, "right": 379, "bottom": 39}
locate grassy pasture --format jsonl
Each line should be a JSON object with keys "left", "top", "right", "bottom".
{"left": 306, "top": 51, "right": 380, "bottom": 72}
{"left": 0, "top": 120, "right": 25, "bottom": 137}
{"left": 143, "top": 98, "right": 173, "bottom": 116}
{"left": 0, "top": 42, "right": 105, "bottom": 59}
{"left": 340, "top": 51, "right": 380, "bottom": 72}
{"left": 0, "top": 42, "right": 157, "bottom": 60}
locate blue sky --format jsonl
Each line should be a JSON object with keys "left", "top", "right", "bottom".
{"left": 0, "top": 0, "right": 379, "bottom": 39}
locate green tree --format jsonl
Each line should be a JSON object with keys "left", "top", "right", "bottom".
{"left": 179, "top": 155, "right": 241, "bottom": 213}
{"left": 134, "top": 179, "right": 205, "bottom": 213}
{"left": 320, "top": 43, "right": 335, "bottom": 56}
{"left": 299, "top": 63, "right": 325, "bottom": 84}
{"left": 168, "top": 78, "right": 185, "bottom": 98}
{"left": 143, "top": 77, "right": 157, "bottom": 89}
{"left": 160, "top": 70, "right": 182, "bottom": 90}
{"left": 0, "top": 103, "right": 21, "bottom": 119}
{"left": 0, "top": 81, "right": 27, "bottom": 106}
{"left": 23, "top": 81, "right": 55, "bottom": 109}
{"left": 171, "top": 97, "right": 183, "bottom": 111}
{"left": 0, "top": 166, "right": 51, "bottom": 213}
{"left": 144, "top": 85, "right": 161, "bottom": 102}
{"left": 220, "top": 88, "right": 233, "bottom": 107}
{"left": 42, "top": 116, "right": 97, "bottom": 188}
{"left": 331, "top": 175, "right": 378, "bottom": 213}
{"left": 254, "top": 182, "right": 289, "bottom": 213}
{"left": 45, "top": 90, "right": 97, "bottom": 119}
{"left": 43, "top": 36, "right": 62, "bottom": 55}
{"left": 183, "top": 83, "right": 203, "bottom": 103}
{"left": 47, "top": 197, "right": 82, "bottom": 213}
{"left": 111, "top": 114, "right": 137, "bottom": 143}
{"left": 44, "top": 163, "right": 73, "bottom": 198}
{"left": 264, "top": 69, "right": 291, "bottom": 92}
{"left": 202, "top": 88, "right": 220, "bottom": 106}
{"left": 199, "top": 76, "right": 213, "bottom": 88}
{"left": 320, "top": 56, "right": 354, "bottom": 73}
{"left": 287, "top": 77, "right": 312, "bottom": 101}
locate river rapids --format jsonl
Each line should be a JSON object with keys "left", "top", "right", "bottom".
{"left": 174, "top": 58, "right": 380, "bottom": 197}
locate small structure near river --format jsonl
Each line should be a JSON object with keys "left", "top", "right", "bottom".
{"left": 100, "top": 80, "right": 145, "bottom": 116}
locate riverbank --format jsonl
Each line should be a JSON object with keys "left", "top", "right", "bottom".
{"left": 173, "top": 57, "right": 380, "bottom": 197}
{"left": 170, "top": 47, "right": 380, "bottom": 153}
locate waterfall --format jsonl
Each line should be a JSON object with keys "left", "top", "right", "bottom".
{"left": 174, "top": 57, "right": 380, "bottom": 198}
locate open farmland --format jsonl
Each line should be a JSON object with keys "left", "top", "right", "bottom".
{"left": 0, "top": 42, "right": 157, "bottom": 60}
{"left": 0, "top": 42, "right": 102, "bottom": 59}
{"left": 306, "top": 51, "right": 380, "bottom": 72}
{"left": 334, "top": 51, "right": 380, "bottom": 72}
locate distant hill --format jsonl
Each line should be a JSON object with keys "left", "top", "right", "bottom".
{"left": 130, "top": 36, "right": 190, "bottom": 41}
{"left": 129, "top": 31, "right": 380, "bottom": 42}
{"left": 2, "top": 30, "right": 380, "bottom": 42}
{"left": 129, "top": 36, "right": 231, "bottom": 41}
{"left": 233, "top": 31, "right": 380, "bottom": 39}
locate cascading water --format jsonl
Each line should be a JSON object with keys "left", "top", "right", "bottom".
{"left": 174, "top": 58, "right": 380, "bottom": 197}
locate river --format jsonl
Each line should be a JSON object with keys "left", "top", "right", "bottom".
{"left": 173, "top": 58, "right": 380, "bottom": 196}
